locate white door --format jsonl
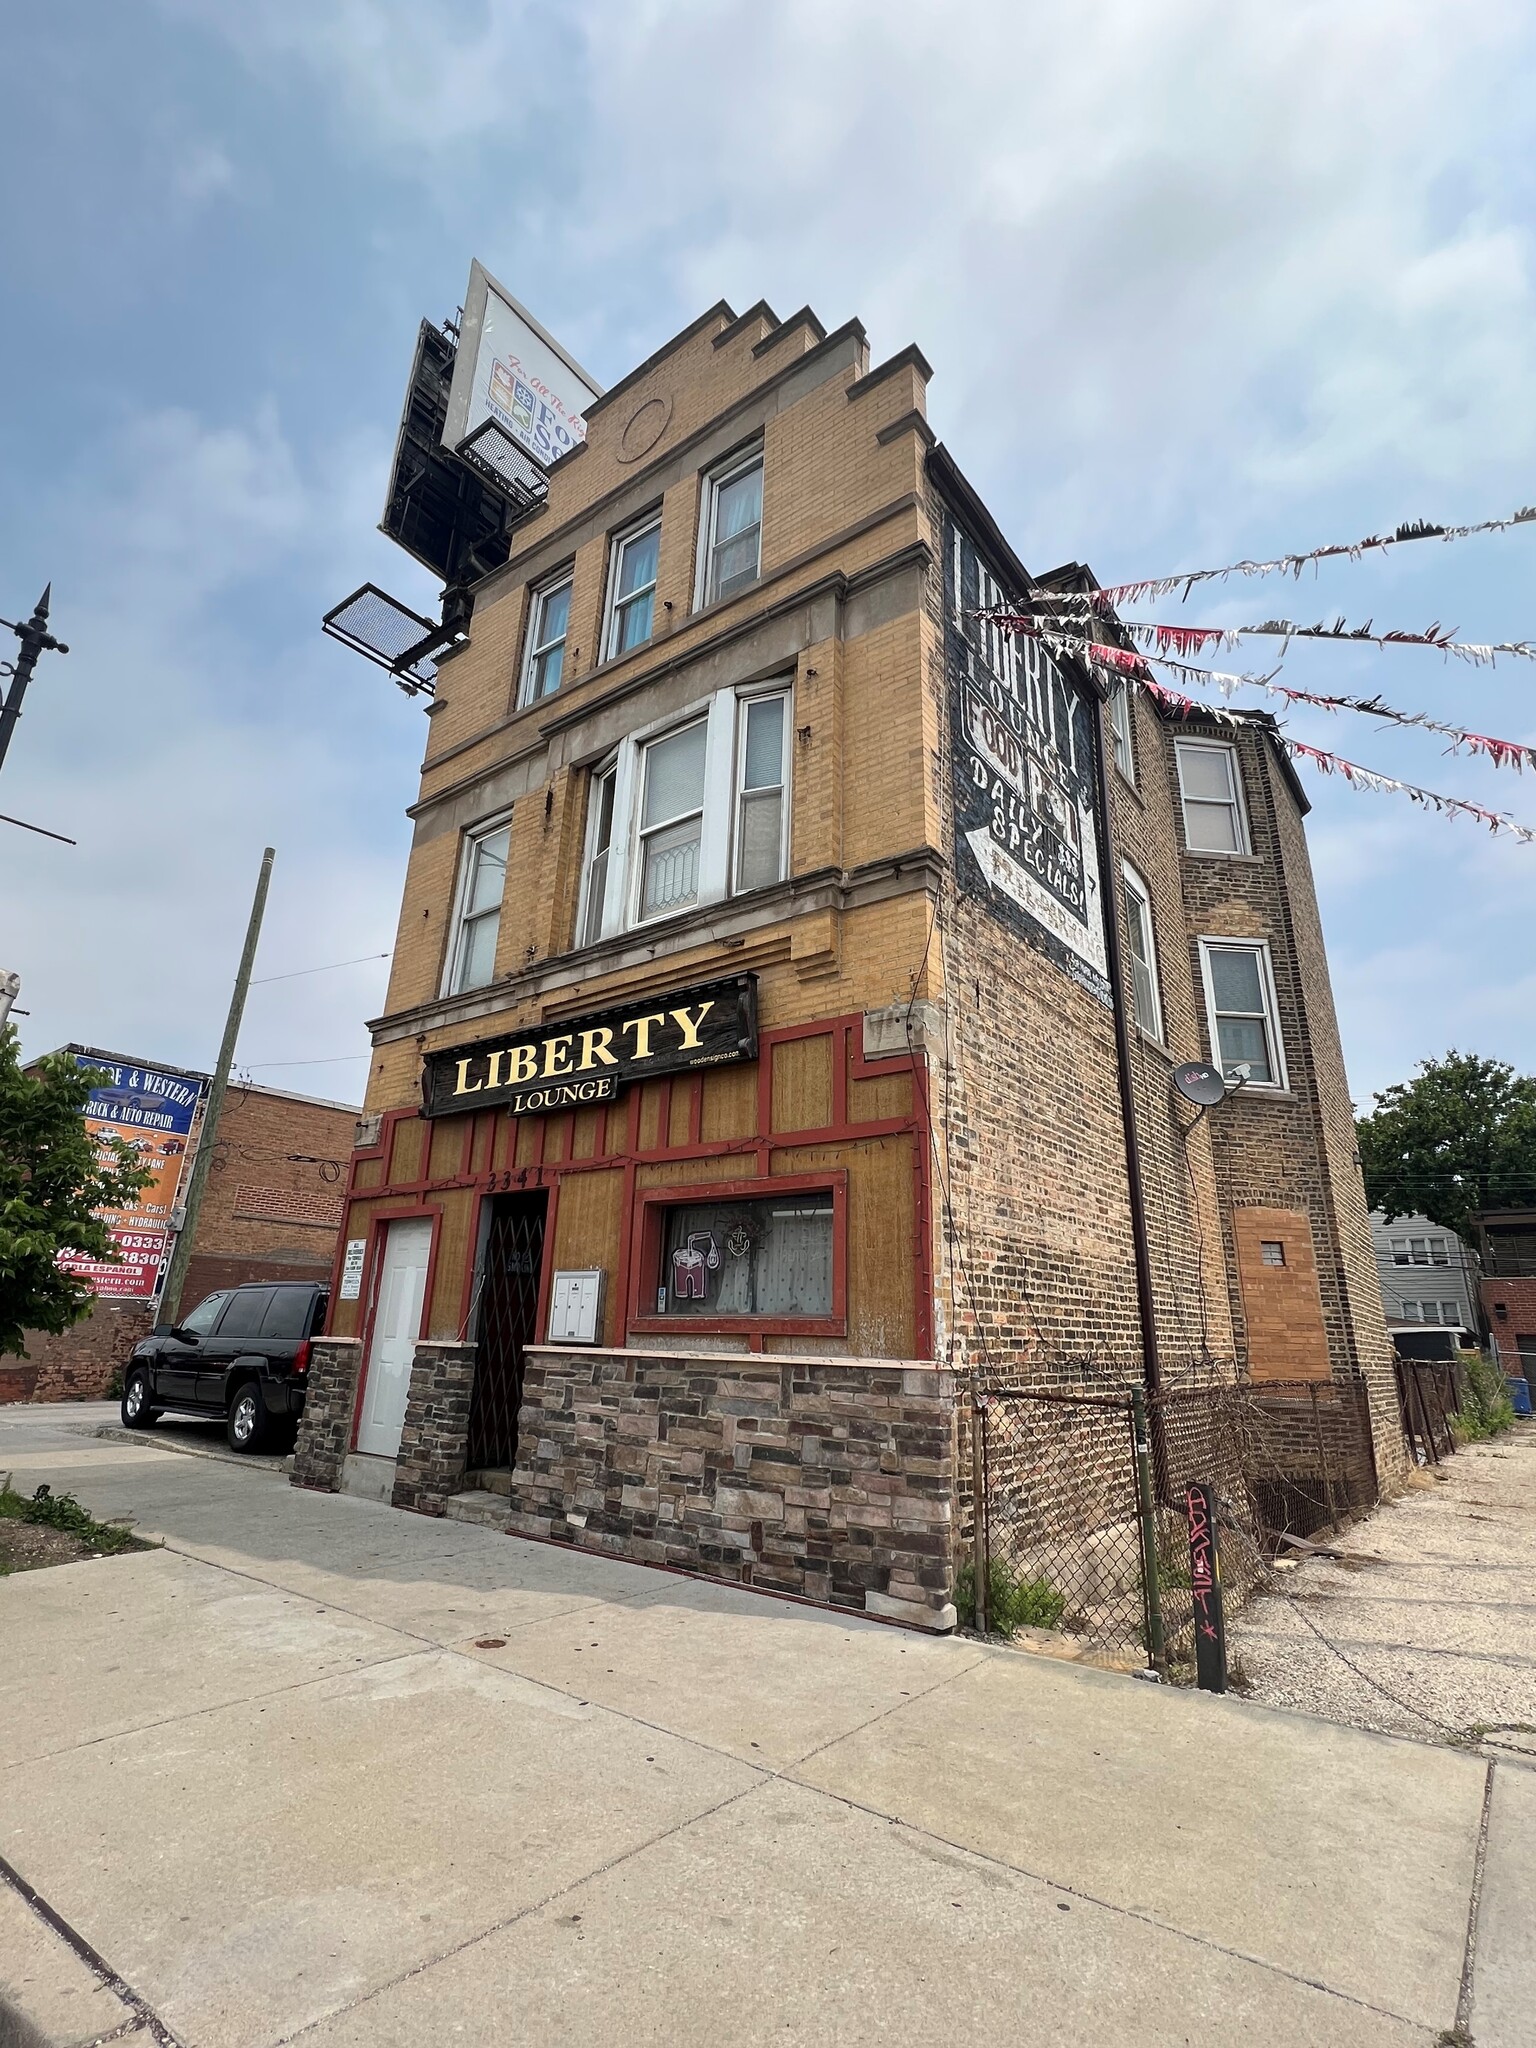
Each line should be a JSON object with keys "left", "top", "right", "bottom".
{"left": 357, "top": 1218, "right": 432, "bottom": 1458}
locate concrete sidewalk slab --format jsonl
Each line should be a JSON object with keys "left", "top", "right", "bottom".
{"left": 468, "top": 1572, "right": 988, "bottom": 1769}
{"left": 0, "top": 1548, "right": 411, "bottom": 1767}
{"left": 0, "top": 1649, "right": 760, "bottom": 2048}
{"left": 294, "top": 1775, "right": 1423, "bottom": 2048}
{"left": 791, "top": 1647, "right": 1483, "bottom": 2030}
{"left": 1472, "top": 1761, "right": 1536, "bottom": 2048}
{"left": 0, "top": 1879, "right": 137, "bottom": 2047}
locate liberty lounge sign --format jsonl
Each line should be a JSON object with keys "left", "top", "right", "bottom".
{"left": 420, "top": 974, "right": 758, "bottom": 1119}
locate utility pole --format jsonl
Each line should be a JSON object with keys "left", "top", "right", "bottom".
{"left": 0, "top": 971, "right": 19, "bottom": 1031}
{"left": 0, "top": 587, "right": 69, "bottom": 778}
{"left": 158, "top": 848, "right": 275, "bottom": 1328}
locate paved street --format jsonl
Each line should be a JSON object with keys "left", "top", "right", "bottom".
{"left": 1, "top": 1401, "right": 1530, "bottom": 2047}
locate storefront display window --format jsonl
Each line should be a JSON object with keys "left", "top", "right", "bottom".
{"left": 659, "top": 1194, "right": 833, "bottom": 1318}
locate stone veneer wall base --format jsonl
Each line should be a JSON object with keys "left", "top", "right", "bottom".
{"left": 508, "top": 1345, "right": 960, "bottom": 1631}
{"left": 392, "top": 1342, "right": 479, "bottom": 1514}
{"left": 289, "top": 1338, "right": 364, "bottom": 1492}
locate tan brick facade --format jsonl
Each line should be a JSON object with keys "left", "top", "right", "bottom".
{"left": 312, "top": 291, "right": 1401, "bottom": 1548}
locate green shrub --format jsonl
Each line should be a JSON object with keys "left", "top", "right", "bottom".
{"left": 1453, "top": 1352, "right": 1516, "bottom": 1443}
{"left": 955, "top": 1555, "right": 1068, "bottom": 1636}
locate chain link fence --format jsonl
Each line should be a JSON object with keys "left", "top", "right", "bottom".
{"left": 971, "top": 1368, "right": 1377, "bottom": 1667}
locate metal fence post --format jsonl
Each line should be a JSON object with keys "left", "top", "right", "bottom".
{"left": 971, "top": 1385, "right": 989, "bottom": 1636}
{"left": 1130, "top": 1388, "right": 1166, "bottom": 1671}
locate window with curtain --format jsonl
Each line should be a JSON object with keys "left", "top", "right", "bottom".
{"left": 520, "top": 572, "right": 572, "bottom": 703}
{"left": 605, "top": 518, "right": 661, "bottom": 658}
{"left": 658, "top": 1195, "right": 833, "bottom": 1318}
{"left": 701, "top": 450, "right": 763, "bottom": 606}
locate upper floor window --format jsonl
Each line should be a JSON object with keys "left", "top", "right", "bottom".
{"left": 1108, "top": 682, "right": 1136, "bottom": 782}
{"left": 1392, "top": 1235, "right": 1451, "bottom": 1267}
{"left": 1121, "top": 863, "right": 1162, "bottom": 1041}
{"left": 446, "top": 815, "right": 510, "bottom": 994}
{"left": 520, "top": 571, "right": 572, "bottom": 704}
{"left": 639, "top": 718, "right": 709, "bottom": 919}
{"left": 580, "top": 764, "right": 616, "bottom": 948}
{"left": 578, "top": 684, "right": 791, "bottom": 943}
{"left": 605, "top": 516, "right": 661, "bottom": 660}
{"left": 1198, "top": 936, "right": 1286, "bottom": 1088}
{"left": 699, "top": 448, "right": 763, "bottom": 607}
{"left": 1176, "top": 740, "right": 1250, "bottom": 854}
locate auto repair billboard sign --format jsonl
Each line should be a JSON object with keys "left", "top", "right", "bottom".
{"left": 57, "top": 1055, "right": 205, "bottom": 1300}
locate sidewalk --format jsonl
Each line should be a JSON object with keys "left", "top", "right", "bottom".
{"left": 0, "top": 1400, "right": 1529, "bottom": 2046}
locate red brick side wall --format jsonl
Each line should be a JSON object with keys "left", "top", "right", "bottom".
{"left": 1480, "top": 1276, "right": 1536, "bottom": 1375}
{"left": 9, "top": 1086, "right": 357, "bottom": 1403}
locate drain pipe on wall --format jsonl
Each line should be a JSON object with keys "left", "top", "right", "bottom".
{"left": 1086, "top": 688, "right": 1162, "bottom": 1406}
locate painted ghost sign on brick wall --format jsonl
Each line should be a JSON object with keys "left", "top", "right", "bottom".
{"left": 947, "top": 519, "right": 1110, "bottom": 1005}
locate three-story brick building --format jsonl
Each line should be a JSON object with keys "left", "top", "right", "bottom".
{"left": 295, "top": 296, "right": 1398, "bottom": 1626}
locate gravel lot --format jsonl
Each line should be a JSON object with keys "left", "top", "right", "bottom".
{"left": 1231, "top": 1417, "right": 1536, "bottom": 1751}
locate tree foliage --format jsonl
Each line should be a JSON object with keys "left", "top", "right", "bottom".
{"left": 0, "top": 1029, "right": 155, "bottom": 1358}
{"left": 1356, "top": 1050, "right": 1536, "bottom": 1243}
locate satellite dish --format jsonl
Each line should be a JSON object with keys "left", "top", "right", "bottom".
{"left": 1173, "top": 1061, "right": 1227, "bottom": 1108}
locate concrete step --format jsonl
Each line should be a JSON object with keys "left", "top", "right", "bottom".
{"left": 443, "top": 1490, "right": 512, "bottom": 1530}
{"left": 339, "top": 1453, "right": 396, "bottom": 1503}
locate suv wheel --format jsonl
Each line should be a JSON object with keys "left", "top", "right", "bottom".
{"left": 121, "top": 1367, "right": 159, "bottom": 1430}
{"left": 226, "top": 1383, "right": 271, "bottom": 1454}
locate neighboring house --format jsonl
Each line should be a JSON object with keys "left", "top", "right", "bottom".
{"left": 296, "top": 291, "right": 1400, "bottom": 1620}
{"left": 1369, "top": 1210, "right": 1481, "bottom": 1335}
{"left": 1473, "top": 1210, "right": 1536, "bottom": 1381}
{"left": 3, "top": 1048, "right": 359, "bottom": 1403}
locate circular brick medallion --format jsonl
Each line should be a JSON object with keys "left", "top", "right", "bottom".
{"left": 617, "top": 394, "right": 672, "bottom": 463}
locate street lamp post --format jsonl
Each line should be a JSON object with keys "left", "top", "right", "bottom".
{"left": 0, "top": 586, "right": 68, "bottom": 779}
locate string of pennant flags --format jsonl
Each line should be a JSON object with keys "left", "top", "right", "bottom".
{"left": 1120, "top": 617, "right": 1536, "bottom": 667}
{"left": 997, "top": 617, "right": 1536, "bottom": 774}
{"left": 1030, "top": 499, "right": 1536, "bottom": 605}
{"left": 1137, "top": 676, "right": 1536, "bottom": 846}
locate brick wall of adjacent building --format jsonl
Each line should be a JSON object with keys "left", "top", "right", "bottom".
{"left": 1480, "top": 1277, "right": 1536, "bottom": 1376}
{"left": 10, "top": 1083, "right": 357, "bottom": 1403}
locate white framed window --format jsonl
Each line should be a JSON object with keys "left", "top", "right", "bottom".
{"left": 1176, "top": 740, "right": 1250, "bottom": 854}
{"left": 580, "top": 762, "right": 617, "bottom": 947}
{"left": 1108, "top": 682, "right": 1136, "bottom": 782}
{"left": 604, "top": 515, "right": 661, "bottom": 661}
{"left": 1400, "top": 1301, "right": 1422, "bottom": 1321}
{"left": 1121, "top": 863, "right": 1163, "bottom": 1041}
{"left": 519, "top": 571, "right": 573, "bottom": 705}
{"left": 575, "top": 683, "right": 792, "bottom": 944}
{"left": 637, "top": 717, "right": 709, "bottom": 920}
{"left": 734, "top": 692, "right": 789, "bottom": 892}
{"left": 698, "top": 447, "right": 763, "bottom": 608}
{"left": 1197, "top": 937, "right": 1287, "bottom": 1089}
{"left": 445, "top": 815, "right": 511, "bottom": 995}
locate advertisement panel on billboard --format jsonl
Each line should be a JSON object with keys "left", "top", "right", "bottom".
{"left": 56, "top": 1055, "right": 205, "bottom": 1302}
{"left": 442, "top": 261, "right": 603, "bottom": 474}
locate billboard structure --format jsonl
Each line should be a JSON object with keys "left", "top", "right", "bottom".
{"left": 443, "top": 261, "right": 602, "bottom": 487}
{"left": 335, "top": 262, "right": 604, "bottom": 693}
{"left": 56, "top": 1053, "right": 205, "bottom": 1302}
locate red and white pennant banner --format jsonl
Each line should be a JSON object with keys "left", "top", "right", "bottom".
{"left": 1139, "top": 679, "right": 1536, "bottom": 845}
{"left": 1122, "top": 617, "right": 1536, "bottom": 666}
{"left": 998, "top": 617, "right": 1536, "bottom": 774}
{"left": 1031, "top": 501, "right": 1536, "bottom": 605}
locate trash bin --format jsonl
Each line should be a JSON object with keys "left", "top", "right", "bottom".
{"left": 1507, "top": 1376, "right": 1532, "bottom": 1417}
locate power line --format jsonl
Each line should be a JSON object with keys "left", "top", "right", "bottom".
{"left": 241, "top": 1054, "right": 372, "bottom": 1068}
{"left": 250, "top": 951, "right": 391, "bottom": 985}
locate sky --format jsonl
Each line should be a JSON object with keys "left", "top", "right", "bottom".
{"left": 1, "top": 0, "right": 1534, "bottom": 1110}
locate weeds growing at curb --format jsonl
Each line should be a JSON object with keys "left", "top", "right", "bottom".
{"left": 0, "top": 1474, "right": 147, "bottom": 1565}
{"left": 955, "top": 1556, "right": 1069, "bottom": 1636}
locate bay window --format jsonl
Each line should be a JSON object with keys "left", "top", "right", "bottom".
{"left": 578, "top": 684, "right": 792, "bottom": 943}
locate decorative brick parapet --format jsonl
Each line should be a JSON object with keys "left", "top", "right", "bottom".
{"left": 508, "top": 1346, "right": 960, "bottom": 1631}
{"left": 392, "top": 1342, "right": 479, "bottom": 1515}
{"left": 289, "top": 1338, "right": 364, "bottom": 1492}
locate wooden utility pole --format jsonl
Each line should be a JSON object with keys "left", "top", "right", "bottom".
{"left": 158, "top": 848, "right": 275, "bottom": 1327}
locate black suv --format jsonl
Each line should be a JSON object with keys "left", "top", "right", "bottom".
{"left": 121, "top": 1282, "right": 328, "bottom": 1453}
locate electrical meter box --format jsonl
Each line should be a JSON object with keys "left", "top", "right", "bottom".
{"left": 547, "top": 1269, "right": 605, "bottom": 1345}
